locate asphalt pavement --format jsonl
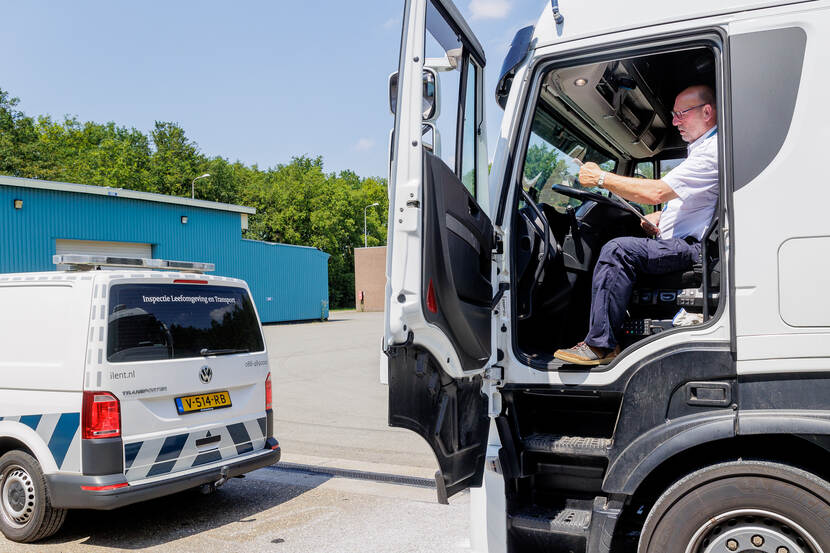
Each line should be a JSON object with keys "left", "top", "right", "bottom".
{"left": 267, "top": 310, "right": 439, "bottom": 473}
{"left": 2, "top": 311, "right": 471, "bottom": 553}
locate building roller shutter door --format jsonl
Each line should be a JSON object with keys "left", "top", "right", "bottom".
{"left": 55, "top": 239, "right": 152, "bottom": 270}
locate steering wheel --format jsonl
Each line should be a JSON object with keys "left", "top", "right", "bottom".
{"left": 521, "top": 189, "right": 562, "bottom": 269}
{"left": 517, "top": 189, "right": 563, "bottom": 319}
{"left": 551, "top": 183, "right": 640, "bottom": 214}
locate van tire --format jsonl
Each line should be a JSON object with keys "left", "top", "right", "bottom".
{"left": 638, "top": 461, "right": 830, "bottom": 553}
{"left": 0, "top": 450, "right": 67, "bottom": 543}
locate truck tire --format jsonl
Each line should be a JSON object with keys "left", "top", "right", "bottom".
{"left": 638, "top": 461, "right": 830, "bottom": 553}
{"left": 0, "top": 450, "right": 67, "bottom": 543}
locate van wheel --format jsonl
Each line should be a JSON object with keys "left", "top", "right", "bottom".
{"left": 638, "top": 461, "right": 830, "bottom": 553}
{"left": 0, "top": 450, "right": 67, "bottom": 543}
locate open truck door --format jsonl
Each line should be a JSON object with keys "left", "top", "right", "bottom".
{"left": 385, "top": 0, "right": 493, "bottom": 501}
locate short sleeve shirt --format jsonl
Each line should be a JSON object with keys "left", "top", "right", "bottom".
{"left": 658, "top": 126, "right": 719, "bottom": 240}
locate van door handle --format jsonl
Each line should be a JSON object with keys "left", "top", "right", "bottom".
{"left": 196, "top": 434, "right": 221, "bottom": 447}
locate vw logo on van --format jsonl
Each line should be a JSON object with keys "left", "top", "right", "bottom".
{"left": 199, "top": 366, "right": 213, "bottom": 384}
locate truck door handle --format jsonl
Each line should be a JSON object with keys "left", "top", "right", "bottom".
{"left": 685, "top": 382, "right": 732, "bottom": 407}
{"left": 468, "top": 197, "right": 480, "bottom": 217}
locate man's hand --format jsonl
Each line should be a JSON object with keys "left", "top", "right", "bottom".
{"left": 578, "top": 162, "right": 603, "bottom": 187}
{"left": 641, "top": 211, "right": 662, "bottom": 237}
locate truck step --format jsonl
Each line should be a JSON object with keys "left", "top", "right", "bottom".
{"left": 523, "top": 434, "right": 611, "bottom": 458}
{"left": 509, "top": 507, "right": 592, "bottom": 552}
{"left": 511, "top": 507, "right": 592, "bottom": 536}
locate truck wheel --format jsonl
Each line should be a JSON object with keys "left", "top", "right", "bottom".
{"left": 639, "top": 461, "right": 830, "bottom": 553}
{"left": 0, "top": 450, "right": 67, "bottom": 543}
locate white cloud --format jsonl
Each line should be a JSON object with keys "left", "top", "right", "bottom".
{"left": 469, "top": 0, "right": 511, "bottom": 20}
{"left": 382, "top": 17, "right": 398, "bottom": 30}
{"left": 354, "top": 138, "right": 375, "bottom": 152}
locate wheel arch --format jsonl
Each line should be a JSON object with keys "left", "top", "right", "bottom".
{"left": 613, "top": 433, "right": 830, "bottom": 545}
{"left": 635, "top": 458, "right": 830, "bottom": 553}
{"left": 0, "top": 423, "right": 59, "bottom": 474}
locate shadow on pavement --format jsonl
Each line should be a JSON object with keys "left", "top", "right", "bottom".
{"left": 36, "top": 471, "right": 330, "bottom": 550}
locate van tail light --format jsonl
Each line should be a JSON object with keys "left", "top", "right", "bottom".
{"left": 265, "top": 373, "right": 273, "bottom": 411}
{"left": 82, "top": 391, "right": 121, "bottom": 439}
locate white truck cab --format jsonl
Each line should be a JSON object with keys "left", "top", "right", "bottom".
{"left": 386, "top": 1, "right": 830, "bottom": 551}
{"left": 0, "top": 256, "right": 279, "bottom": 543}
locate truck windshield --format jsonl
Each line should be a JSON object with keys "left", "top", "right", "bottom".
{"left": 522, "top": 105, "right": 616, "bottom": 213}
{"left": 107, "top": 283, "right": 264, "bottom": 362}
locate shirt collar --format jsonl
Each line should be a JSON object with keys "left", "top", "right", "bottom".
{"left": 688, "top": 125, "right": 718, "bottom": 152}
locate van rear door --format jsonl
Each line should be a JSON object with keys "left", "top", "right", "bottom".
{"left": 101, "top": 279, "right": 270, "bottom": 482}
{"left": 386, "top": 0, "right": 493, "bottom": 500}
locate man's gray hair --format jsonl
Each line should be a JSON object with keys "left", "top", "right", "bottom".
{"left": 693, "top": 85, "right": 716, "bottom": 107}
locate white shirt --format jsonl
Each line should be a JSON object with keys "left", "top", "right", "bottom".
{"left": 658, "top": 126, "right": 719, "bottom": 240}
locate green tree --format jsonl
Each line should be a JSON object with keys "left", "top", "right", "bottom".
{"left": 523, "top": 142, "right": 569, "bottom": 188}
{"left": 0, "top": 88, "right": 55, "bottom": 179}
{"left": 148, "top": 121, "right": 203, "bottom": 197}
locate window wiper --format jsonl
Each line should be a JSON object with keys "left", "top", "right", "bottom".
{"left": 200, "top": 348, "right": 249, "bottom": 356}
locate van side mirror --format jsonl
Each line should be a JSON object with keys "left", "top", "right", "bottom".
{"left": 389, "top": 68, "right": 438, "bottom": 121}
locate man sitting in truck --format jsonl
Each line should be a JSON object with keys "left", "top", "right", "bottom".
{"left": 554, "top": 84, "right": 718, "bottom": 366}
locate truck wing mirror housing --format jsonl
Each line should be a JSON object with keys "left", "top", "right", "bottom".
{"left": 389, "top": 68, "right": 439, "bottom": 121}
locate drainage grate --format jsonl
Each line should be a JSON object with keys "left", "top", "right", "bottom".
{"left": 266, "top": 462, "right": 437, "bottom": 489}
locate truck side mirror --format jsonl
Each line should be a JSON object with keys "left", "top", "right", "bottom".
{"left": 421, "top": 122, "right": 441, "bottom": 157}
{"left": 389, "top": 68, "right": 438, "bottom": 121}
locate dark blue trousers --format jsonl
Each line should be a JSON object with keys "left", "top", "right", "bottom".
{"left": 584, "top": 236, "right": 702, "bottom": 349}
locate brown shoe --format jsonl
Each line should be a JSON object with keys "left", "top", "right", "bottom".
{"left": 554, "top": 342, "right": 620, "bottom": 366}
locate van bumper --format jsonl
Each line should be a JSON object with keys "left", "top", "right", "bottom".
{"left": 46, "top": 444, "right": 280, "bottom": 510}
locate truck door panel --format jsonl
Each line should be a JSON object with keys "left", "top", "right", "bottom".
{"left": 422, "top": 152, "right": 493, "bottom": 370}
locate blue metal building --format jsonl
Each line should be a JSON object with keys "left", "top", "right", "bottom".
{"left": 0, "top": 175, "right": 329, "bottom": 323}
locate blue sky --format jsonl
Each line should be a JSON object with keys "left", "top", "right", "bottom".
{"left": 0, "top": 1, "right": 545, "bottom": 180}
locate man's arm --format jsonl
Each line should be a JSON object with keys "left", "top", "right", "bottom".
{"left": 578, "top": 162, "right": 678, "bottom": 205}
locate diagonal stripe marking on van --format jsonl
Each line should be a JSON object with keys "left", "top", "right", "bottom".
{"left": 192, "top": 448, "right": 222, "bottom": 467}
{"left": 124, "top": 442, "right": 143, "bottom": 470}
{"left": 48, "top": 413, "right": 80, "bottom": 469}
{"left": 257, "top": 417, "right": 266, "bottom": 437}
{"left": 226, "top": 423, "right": 253, "bottom": 455}
{"left": 146, "top": 434, "right": 189, "bottom": 477}
{"left": 20, "top": 415, "right": 42, "bottom": 430}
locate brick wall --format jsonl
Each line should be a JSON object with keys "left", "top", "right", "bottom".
{"left": 354, "top": 246, "right": 387, "bottom": 312}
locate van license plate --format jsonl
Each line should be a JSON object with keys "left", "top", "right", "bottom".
{"left": 175, "top": 392, "right": 231, "bottom": 414}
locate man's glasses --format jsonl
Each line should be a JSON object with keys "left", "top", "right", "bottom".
{"left": 671, "top": 103, "right": 707, "bottom": 121}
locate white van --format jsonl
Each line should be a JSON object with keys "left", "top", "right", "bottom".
{"left": 0, "top": 256, "right": 279, "bottom": 543}
{"left": 386, "top": 0, "right": 830, "bottom": 552}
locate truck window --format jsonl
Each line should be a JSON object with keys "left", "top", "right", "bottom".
{"left": 107, "top": 284, "right": 265, "bottom": 362}
{"left": 659, "top": 157, "right": 684, "bottom": 178}
{"left": 460, "top": 58, "right": 478, "bottom": 194}
{"left": 425, "top": 0, "right": 481, "bottom": 198}
{"left": 633, "top": 161, "right": 659, "bottom": 214}
{"left": 521, "top": 107, "right": 615, "bottom": 213}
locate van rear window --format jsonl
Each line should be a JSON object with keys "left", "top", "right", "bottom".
{"left": 107, "top": 284, "right": 265, "bottom": 362}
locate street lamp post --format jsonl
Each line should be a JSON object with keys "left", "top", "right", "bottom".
{"left": 364, "top": 202, "right": 380, "bottom": 248}
{"left": 191, "top": 173, "right": 211, "bottom": 199}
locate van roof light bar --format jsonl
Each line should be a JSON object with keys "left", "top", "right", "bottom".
{"left": 53, "top": 254, "right": 215, "bottom": 273}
